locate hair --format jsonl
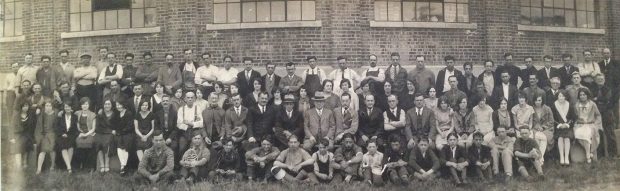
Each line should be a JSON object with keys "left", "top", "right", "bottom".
{"left": 472, "top": 132, "right": 484, "bottom": 139}
{"left": 437, "top": 96, "right": 449, "bottom": 109}
{"left": 562, "top": 53, "right": 573, "bottom": 59}
{"left": 390, "top": 52, "right": 400, "bottom": 57}
{"left": 484, "top": 60, "right": 494, "bottom": 66}
{"left": 106, "top": 53, "right": 116, "bottom": 57}
{"left": 543, "top": 55, "right": 553, "bottom": 60}
{"left": 389, "top": 134, "right": 401, "bottom": 143}
{"left": 183, "top": 48, "right": 192, "bottom": 53}
{"left": 318, "top": 138, "right": 330, "bottom": 147}
{"left": 258, "top": 91, "right": 269, "bottom": 98}
{"left": 41, "top": 55, "right": 51, "bottom": 61}
{"left": 555, "top": 90, "right": 568, "bottom": 100}
{"left": 517, "top": 92, "right": 527, "bottom": 101}
{"left": 165, "top": 53, "right": 174, "bottom": 58}
{"left": 518, "top": 125, "right": 530, "bottom": 130}
{"left": 306, "top": 56, "right": 317, "bottom": 61}
{"left": 59, "top": 49, "right": 69, "bottom": 55}
{"left": 416, "top": 55, "right": 425, "bottom": 59}
{"left": 139, "top": 99, "right": 152, "bottom": 110}
{"left": 242, "top": 57, "right": 253, "bottom": 63}
{"left": 337, "top": 56, "right": 346, "bottom": 61}
{"left": 463, "top": 62, "right": 473, "bottom": 69}
{"left": 577, "top": 87, "right": 592, "bottom": 99}
{"left": 444, "top": 55, "right": 455, "bottom": 62}
{"left": 288, "top": 134, "right": 299, "bottom": 142}
{"left": 504, "top": 52, "right": 513, "bottom": 58}
{"left": 223, "top": 55, "right": 233, "bottom": 61}
{"left": 222, "top": 137, "right": 235, "bottom": 145}
{"left": 286, "top": 62, "right": 295, "bottom": 67}
{"left": 524, "top": 56, "right": 533, "bottom": 61}
{"left": 418, "top": 137, "right": 430, "bottom": 144}
{"left": 340, "top": 79, "right": 351, "bottom": 88}
{"left": 341, "top": 92, "right": 351, "bottom": 99}
{"left": 125, "top": 53, "right": 134, "bottom": 59}
{"left": 143, "top": 51, "right": 152, "bottom": 58}
{"left": 414, "top": 93, "right": 425, "bottom": 99}
{"left": 583, "top": 50, "right": 592, "bottom": 54}
{"left": 99, "top": 47, "right": 109, "bottom": 51}
{"left": 322, "top": 79, "right": 334, "bottom": 89}
{"left": 201, "top": 52, "right": 212, "bottom": 58}
{"left": 102, "top": 98, "right": 116, "bottom": 110}
{"left": 369, "top": 54, "right": 377, "bottom": 59}
{"left": 447, "top": 132, "right": 459, "bottom": 140}
{"left": 79, "top": 97, "right": 91, "bottom": 107}
{"left": 342, "top": 133, "right": 355, "bottom": 141}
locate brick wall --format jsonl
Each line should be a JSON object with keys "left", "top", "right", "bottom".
{"left": 0, "top": 0, "right": 618, "bottom": 72}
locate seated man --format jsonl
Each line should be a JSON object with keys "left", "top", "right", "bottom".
{"left": 488, "top": 126, "right": 515, "bottom": 181}
{"left": 383, "top": 134, "right": 409, "bottom": 185}
{"left": 439, "top": 133, "right": 469, "bottom": 185}
{"left": 361, "top": 140, "right": 384, "bottom": 186}
{"left": 333, "top": 133, "right": 363, "bottom": 182}
{"left": 272, "top": 135, "right": 315, "bottom": 183}
{"left": 468, "top": 132, "right": 492, "bottom": 181}
{"left": 514, "top": 126, "right": 544, "bottom": 182}
{"left": 308, "top": 138, "right": 335, "bottom": 183}
{"left": 134, "top": 132, "right": 175, "bottom": 184}
{"left": 408, "top": 138, "right": 440, "bottom": 181}
{"left": 208, "top": 138, "right": 243, "bottom": 181}
{"left": 245, "top": 135, "right": 281, "bottom": 181}
{"left": 179, "top": 132, "right": 210, "bottom": 183}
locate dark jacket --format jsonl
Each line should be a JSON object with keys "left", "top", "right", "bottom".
{"left": 435, "top": 68, "right": 463, "bottom": 97}
{"left": 236, "top": 70, "right": 262, "bottom": 97}
{"left": 357, "top": 107, "right": 384, "bottom": 138}
{"left": 247, "top": 104, "right": 277, "bottom": 140}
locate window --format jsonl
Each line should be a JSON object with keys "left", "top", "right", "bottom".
{"left": 374, "top": 0, "right": 469, "bottom": 23}
{"left": 69, "top": 0, "right": 156, "bottom": 32}
{"left": 213, "top": 0, "right": 316, "bottom": 24}
{"left": 521, "top": 0, "right": 598, "bottom": 28}
{"left": 1, "top": 0, "right": 23, "bottom": 37}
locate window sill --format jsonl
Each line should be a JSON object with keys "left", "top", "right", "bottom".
{"left": 370, "top": 21, "right": 477, "bottom": 29}
{"left": 517, "top": 25, "right": 605, "bottom": 34}
{"left": 0, "top": 35, "right": 26, "bottom": 43}
{"left": 60, "top": 27, "right": 161, "bottom": 39}
{"left": 206, "top": 21, "right": 322, "bottom": 30}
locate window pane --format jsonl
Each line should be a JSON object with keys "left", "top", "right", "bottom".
{"left": 587, "top": 11, "right": 596, "bottom": 28}
{"left": 531, "top": 7, "right": 542, "bottom": 25}
{"left": 257, "top": 2, "right": 271, "bottom": 22}
{"left": 521, "top": 0, "right": 530, "bottom": 6}
{"left": 228, "top": 3, "right": 240, "bottom": 23}
{"left": 375, "top": 1, "right": 388, "bottom": 21}
{"left": 242, "top": 2, "right": 256, "bottom": 22}
{"left": 576, "top": 0, "right": 586, "bottom": 10}
{"left": 5, "top": 20, "right": 14, "bottom": 36}
{"left": 272, "top": 1, "right": 285, "bottom": 21}
{"left": 118, "top": 9, "right": 130, "bottom": 28}
{"left": 15, "top": 2, "right": 22, "bottom": 18}
{"left": 214, "top": 0, "right": 227, "bottom": 2}
{"left": 132, "top": 0, "right": 144, "bottom": 8}
{"left": 145, "top": 8, "right": 156, "bottom": 26}
{"left": 458, "top": 4, "right": 468, "bottom": 22}
{"left": 544, "top": 0, "right": 553, "bottom": 7}
{"left": 445, "top": 3, "right": 457, "bottom": 22}
{"left": 521, "top": 7, "right": 531, "bottom": 24}
{"left": 213, "top": 4, "right": 227, "bottom": 23}
{"left": 106, "top": 10, "right": 118, "bottom": 29}
{"left": 543, "top": 8, "right": 553, "bottom": 25}
{"left": 144, "top": 0, "right": 156, "bottom": 7}
{"left": 70, "top": 13, "right": 80, "bottom": 31}
{"left": 81, "top": 13, "right": 92, "bottom": 31}
{"left": 565, "top": 0, "right": 574, "bottom": 9}
{"left": 403, "top": 1, "right": 415, "bottom": 21}
{"left": 445, "top": 0, "right": 456, "bottom": 2}
{"left": 81, "top": 0, "right": 92, "bottom": 12}
{"left": 554, "top": 0, "right": 563, "bottom": 8}
{"left": 458, "top": 0, "right": 468, "bottom": 3}
{"left": 5, "top": 3, "right": 15, "bottom": 19}
{"left": 387, "top": 1, "right": 401, "bottom": 21}
{"left": 532, "top": 0, "right": 542, "bottom": 7}
{"left": 554, "top": 9, "right": 564, "bottom": 26}
{"left": 94, "top": 0, "right": 131, "bottom": 11}
{"left": 70, "top": 0, "right": 80, "bottom": 13}
{"left": 94, "top": 11, "right": 106, "bottom": 30}
{"left": 429, "top": 2, "right": 443, "bottom": 22}
{"left": 132, "top": 9, "right": 145, "bottom": 27}
{"left": 565, "top": 10, "right": 575, "bottom": 27}
{"left": 15, "top": 19, "right": 22, "bottom": 35}
{"left": 287, "top": 1, "right": 302, "bottom": 21}
{"left": 416, "top": 2, "right": 430, "bottom": 21}
{"left": 586, "top": 0, "right": 594, "bottom": 11}
{"left": 301, "top": 1, "right": 315, "bottom": 20}
{"left": 576, "top": 10, "right": 587, "bottom": 27}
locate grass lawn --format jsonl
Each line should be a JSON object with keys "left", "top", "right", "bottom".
{"left": 2, "top": 158, "right": 620, "bottom": 191}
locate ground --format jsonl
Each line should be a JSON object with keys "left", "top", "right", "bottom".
{"left": 2, "top": 158, "right": 619, "bottom": 191}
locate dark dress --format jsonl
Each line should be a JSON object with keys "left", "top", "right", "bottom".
{"left": 550, "top": 102, "right": 576, "bottom": 139}
{"left": 11, "top": 111, "right": 36, "bottom": 154}
{"left": 135, "top": 112, "right": 155, "bottom": 150}
{"left": 94, "top": 111, "right": 119, "bottom": 153}
{"left": 55, "top": 113, "right": 78, "bottom": 150}
{"left": 398, "top": 92, "right": 416, "bottom": 111}
{"left": 116, "top": 110, "right": 135, "bottom": 150}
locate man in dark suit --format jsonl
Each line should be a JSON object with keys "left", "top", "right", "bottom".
{"left": 405, "top": 93, "right": 436, "bottom": 149}
{"left": 491, "top": 71, "right": 518, "bottom": 110}
{"left": 262, "top": 62, "right": 281, "bottom": 99}
{"left": 236, "top": 57, "right": 262, "bottom": 97}
{"left": 599, "top": 48, "right": 620, "bottom": 91}
{"left": 129, "top": 84, "right": 155, "bottom": 113}
{"left": 436, "top": 56, "right": 463, "bottom": 97}
{"left": 274, "top": 94, "right": 304, "bottom": 149}
{"left": 544, "top": 77, "right": 562, "bottom": 107}
{"left": 557, "top": 54, "right": 579, "bottom": 89}
{"left": 384, "top": 53, "right": 408, "bottom": 95}
{"left": 154, "top": 95, "right": 179, "bottom": 166}
{"left": 333, "top": 93, "right": 359, "bottom": 143}
{"left": 495, "top": 53, "right": 521, "bottom": 86}
{"left": 357, "top": 95, "right": 384, "bottom": 147}
{"left": 520, "top": 57, "right": 538, "bottom": 90}
{"left": 202, "top": 92, "right": 226, "bottom": 147}
{"left": 458, "top": 62, "right": 478, "bottom": 96}
{"left": 245, "top": 92, "right": 276, "bottom": 150}
{"left": 223, "top": 93, "right": 250, "bottom": 144}
{"left": 477, "top": 60, "right": 497, "bottom": 98}
{"left": 537, "top": 55, "right": 560, "bottom": 90}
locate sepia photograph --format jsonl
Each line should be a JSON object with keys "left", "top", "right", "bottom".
{"left": 0, "top": 0, "right": 619, "bottom": 190}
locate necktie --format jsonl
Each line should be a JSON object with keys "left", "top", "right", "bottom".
{"left": 135, "top": 97, "right": 140, "bottom": 111}
{"left": 246, "top": 71, "right": 251, "bottom": 83}
{"left": 288, "top": 111, "right": 292, "bottom": 118}
{"left": 392, "top": 67, "right": 397, "bottom": 79}
{"left": 261, "top": 106, "right": 264, "bottom": 114}
{"left": 341, "top": 69, "right": 346, "bottom": 80}
{"left": 236, "top": 108, "right": 240, "bottom": 116}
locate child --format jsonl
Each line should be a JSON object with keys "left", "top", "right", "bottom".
{"left": 180, "top": 132, "right": 210, "bottom": 183}
{"left": 383, "top": 134, "right": 409, "bottom": 185}
{"left": 439, "top": 133, "right": 469, "bottom": 185}
{"left": 408, "top": 138, "right": 440, "bottom": 181}
{"left": 245, "top": 135, "right": 281, "bottom": 181}
{"left": 468, "top": 132, "right": 492, "bottom": 181}
{"left": 361, "top": 140, "right": 384, "bottom": 186}
{"left": 208, "top": 138, "right": 242, "bottom": 181}
{"left": 514, "top": 126, "right": 544, "bottom": 182}
{"left": 35, "top": 101, "right": 57, "bottom": 174}
{"left": 309, "top": 138, "right": 334, "bottom": 183}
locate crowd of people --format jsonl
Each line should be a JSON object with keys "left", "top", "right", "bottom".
{"left": 2, "top": 47, "right": 619, "bottom": 186}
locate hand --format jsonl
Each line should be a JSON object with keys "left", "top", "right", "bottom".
{"left": 336, "top": 134, "right": 343, "bottom": 141}
{"left": 111, "top": 130, "right": 116, "bottom": 135}
{"left": 166, "top": 138, "right": 172, "bottom": 145}
{"left": 248, "top": 137, "right": 256, "bottom": 143}
{"left": 205, "top": 137, "right": 212, "bottom": 145}
{"left": 149, "top": 174, "right": 158, "bottom": 183}
{"left": 62, "top": 134, "right": 68, "bottom": 138}
{"left": 260, "top": 162, "right": 265, "bottom": 168}
{"left": 292, "top": 165, "right": 301, "bottom": 172}
{"left": 141, "top": 136, "right": 148, "bottom": 142}
{"left": 226, "top": 170, "right": 236, "bottom": 174}
{"left": 36, "top": 109, "right": 41, "bottom": 115}
{"left": 216, "top": 169, "right": 225, "bottom": 174}
{"left": 361, "top": 135, "right": 369, "bottom": 142}
{"left": 407, "top": 139, "right": 416, "bottom": 148}
{"left": 283, "top": 131, "right": 292, "bottom": 138}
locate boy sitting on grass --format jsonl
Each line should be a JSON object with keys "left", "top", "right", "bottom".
{"left": 468, "top": 132, "right": 492, "bottom": 181}
{"left": 361, "top": 140, "right": 384, "bottom": 186}
{"left": 514, "top": 126, "right": 544, "bottom": 182}
{"left": 383, "top": 134, "right": 409, "bottom": 185}
{"left": 408, "top": 138, "right": 440, "bottom": 181}
{"left": 308, "top": 138, "right": 335, "bottom": 183}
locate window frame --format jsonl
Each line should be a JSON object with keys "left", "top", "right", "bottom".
{"left": 373, "top": 0, "right": 471, "bottom": 23}
{"left": 213, "top": 0, "right": 317, "bottom": 24}
{"left": 520, "top": 0, "right": 599, "bottom": 29}
{"left": 68, "top": 0, "right": 157, "bottom": 32}
{"left": 1, "top": 0, "right": 24, "bottom": 37}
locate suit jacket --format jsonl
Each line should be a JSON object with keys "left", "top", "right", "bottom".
{"left": 243, "top": 93, "right": 259, "bottom": 107}
{"left": 557, "top": 65, "right": 579, "bottom": 89}
{"left": 155, "top": 107, "right": 178, "bottom": 140}
{"left": 467, "top": 144, "right": 492, "bottom": 164}
{"left": 599, "top": 59, "right": 620, "bottom": 89}
{"left": 519, "top": 66, "right": 538, "bottom": 90}
{"left": 404, "top": 106, "right": 435, "bottom": 142}
{"left": 333, "top": 107, "right": 359, "bottom": 139}
{"left": 435, "top": 68, "right": 463, "bottom": 97}
{"left": 274, "top": 108, "right": 304, "bottom": 140}
{"left": 458, "top": 74, "right": 478, "bottom": 96}
{"left": 495, "top": 64, "right": 521, "bottom": 86}
{"left": 439, "top": 145, "right": 468, "bottom": 165}
{"left": 357, "top": 107, "right": 384, "bottom": 138}
{"left": 304, "top": 108, "right": 336, "bottom": 140}
{"left": 536, "top": 67, "right": 560, "bottom": 90}
{"left": 279, "top": 75, "right": 304, "bottom": 94}
{"left": 262, "top": 74, "right": 281, "bottom": 95}
{"left": 236, "top": 70, "right": 262, "bottom": 97}
{"left": 223, "top": 106, "right": 250, "bottom": 141}
{"left": 544, "top": 88, "right": 561, "bottom": 107}
{"left": 247, "top": 104, "right": 277, "bottom": 140}
{"left": 490, "top": 83, "right": 518, "bottom": 110}
{"left": 385, "top": 65, "right": 408, "bottom": 94}
{"left": 55, "top": 113, "right": 78, "bottom": 139}
{"left": 202, "top": 106, "right": 226, "bottom": 141}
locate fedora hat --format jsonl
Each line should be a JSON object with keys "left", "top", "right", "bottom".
{"left": 312, "top": 91, "right": 327, "bottom": 101}
{"left": 283, "top": 94, "right": 296, "bottom": 103}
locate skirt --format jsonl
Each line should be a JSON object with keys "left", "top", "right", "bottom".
{"left": 76, "top": 135, "right": 95, "bottom": 148}
{"left": 135, "top": 136, "right": 153, "bottom": 150}
{"left": 574, "top": 124, "right": 595, "bottom": 143}
{"left": 94, "top": 133, "right": 114, "bottom": 153}
{"left": 55, "top": 134, "right": 76, "bottom": 150}
{"left": 555, "top": 127, "right": 574, "bottom": 139}
{"left": 116, "top": 133, "right": 135, "bottom": 150}
{"left": 10, "top": 134, "right": 33, "bottom": 154}
{"left": 35, "top": 133, "right": 56, "bottom": 152}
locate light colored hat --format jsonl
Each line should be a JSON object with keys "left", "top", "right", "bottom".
{"left": 79, "top": 53, "right": 92, "bottom": 59}
{"left": 271, "top": 167, "right": 286, "bottom": 180}
{"left": 311, "top": 91, "right": 327, "bottom": 101}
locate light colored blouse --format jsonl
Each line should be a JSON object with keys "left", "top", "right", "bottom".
{"left": 471, "top": 105, "right": 494, "bottom": 134}
{"left": 574, "top": 101, "right": 602, "bottom": 130}
{"left": 533, "top": 105, "right": 554, "bottom": 131}
{"left": 511, "top": 104, "right": 534, "bottom": 129}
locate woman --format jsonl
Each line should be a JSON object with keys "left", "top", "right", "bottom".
{"left": 95, "top": 99, "right": 118, "bottom": 173}
{"left": 244, "top": 78, "right": 264, "bottom": 107}
{"left": 29, "top": 83, "right": 50, "bottom": 111}
{"left": 35, "top": 101, "right": 57, "bottom": 174}
{"left": 398, "top": 79, "right": 416, "bottom": 111}
{"left": 10, "top": 102, "right": 36, "bottom": 169}
{"left": 469, "top": 96, "right": 495, "bottom": 144}
{"left": 170, "top": 87, "right": 185, "bottom": 111}
{"left": 55, "top": 102, "right": 78, "bottom": 173}
{"left": 75, "top": 97, "right": 97, "bottom": 172}
{"left": 195, "top": 88, "right": 208, "bottom": 112}
{"left": 532, "top": 95, "right": 554, "bottom": 159}
{"left": 152, "top": 82, "right": 166, "bottom": 106}
{"left": 493, "top": 98, "right": 515, "bottom": 136}
{"left": 375, "top": 81, "right": 393, "bottom": 111}
{"left": 134, "top": 100, "right": 155, "bottom": 162}
{"left": 321, "top": 80, "right": 340, "bottom": 110}
{"left": 213, "top": 81, "right": 228, "bottom": 109}
{"left": 511, "top": 92, "right": 534, "bottom": 132}
{"left": 423, "top": 87, "right": 438, "bottom": 110}
{"left": 573, "top": 88, "right": 602, "bottom": 163}
{"left": 432, "top": 98, "right": 457, "bottom": 150}
{"left": 339, "top": 79, "right": 359, "bottom": 111}
{"left": 550, "top": 91, "right": 576, "bottom": 166}
{"left": 298, "top": 86, "right": 312, "bottom": 114}
{"left": 270, "top": 88, "right": 284, "bottom": 109}
{"left": 358, "top": 79, "right": 374, "bottom": 110}
{"left": 115, "top": 100, "right": 134, "bottom": 175}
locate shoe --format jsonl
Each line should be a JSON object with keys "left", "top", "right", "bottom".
{"left": 68, "top": 169, "right": 72, "bottom": 174}
{"left": 120, "top": 168, "right": 127, "bottom": 176}
{"left": 504, "top": 175, "right": 512, "bottom": 183}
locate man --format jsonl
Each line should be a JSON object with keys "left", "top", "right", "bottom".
{"left": 3, "top": 63, "right": 19, "bottom": 116}
{"left": 361, "top": 54, "right": 386, "bottom": 95}
{"left": 301, "top": 56, "right": 327, "bottom": 98}
{"left": 157, "top": 53, "right": 182, "bottom": 94}
{"left": 176, "top": 91, "right": 205, "bottom": 158}
{"left": 217, "top": 55, "right": 239, "bottom": 86}
{"left": 578, "top": 50, "right": 600, "bottom": 90}
{"left": 180, "top": 49, "right": 200, "bottom": 91}
{"left": 408, "top": 138, "right": 440, "bottom": 181}
{"left": 513, "top": 126, "right": 544, "bottom": 182}
{"left": 328, "top": 56, "right": 361, "bottom": 94}
{"left": 120, "top": 53, "right": 139, "bottom": 97}
{"left": 383, "top": 94, "right": 407, "bottom": 147}
{"left": 357, "top": 95, "right": 384, "bottom": 147}
{"left": 16, "top": 53, "right": 39, "bottom": 88}
{"left": 491, "top": 71, "right": 518, "bottom": 110}
{"left": 334, "top": 93, "right": 359, "bottom": 143}
{"left": 245, "top": 135, "right": 281, "bottom": 181}
{"left": 488, "top": 126, "right": 515, "bottom": 181}
{"left": 592, "top": 74, "right": 617, "bottom": 158}
{"left": 274, "top": 94, "right": 304, "bottom": 149}
{"left": 94, "top": 47, "right": 109, "bottom": 73}
{"left": 58, "top": 50, "right": 75, "bottom": 84}
{"left": 202, "top": 92, "right": 226, "bottom": 147}
{"left": 495, "top": 53, "right": 521, "bottom": 86}
{"left": 262, "top": 62, "right": 281, "bottom": 98}
{"left": 246, "top": 92, "right": 277, "bottom": 150}
{"left": 383, "top": 135, "right": 410, "bottom": 185}
{"left": 436, "top": 56, "right": 463, "bottom": 97}
{"left": 565, "top": 72, "right": 586, "bottom": 104}
{"left": 272, "top": 135, "right": 315, "bottom": 183}
{"left": 102, "top": 80, "right": 128, "bottom": 103}
{"left": 303, "top": 91, "right": 336, "bottom": 151}
{"left": 468, "top": 132, "right": 492, "bottom": 181}
{"left": 236, "top": 57, "right": 262, "bottom": 97}
{"left": 408, "top": 55, "right": 435, "bottom": 94}
{"left": 477, "top": 60, "right": 496, "bottom": 97}
{"left": 440, "top": 76, "right": 467, "bottom": 108}
{"left": 521, "top": 74, "right": 546, "bottom": 106}
{"left": 519, "top": 57, "right": 538, "bottom": 90}
{"left": 135, "top": 132, "right": 175, "bottom": 184}
{"left": 405, "top": 94, "right": 435, "bottom": 149}
{"left": 98, "top": 53, "right": 124, "bottom": 97}
{"left": 154, "top": 95, "right": 179, "bottom": 159}
{"left": 223, "top": 93, "right": 250, "bottom": 144}
{"left": 195, "top": 52, "right": 219, "bottom": 97}
{"left": 333, "top": 133, "right": 364, "bottom": 182}
{"left": 557, "top": 54, "right": 579, "bottom": 89}
{"left": 459, "top": 62, "right": 477, "bottom": 96}
{"left": 135, "top": 52, "right": 159, "bottom": 95}
{"left": 545, "top": 77, "right": 562, "bottom": 106}
{"left": 36, "top": 55, "right": 63, "bottom": 96}
{"left": 279, "top": 62, "right": 303, "bottom": 95}
{"left": 72, "top": 54, "right": 98, "bottom": 110}
{"left": 599, "top": 48, "right": 620, "bottom": 90}
{"left": 537, "top": 55, "right": 559, "bottom": 90}
{"left": 129, "top": 84, "right": 154, "bottom": 113}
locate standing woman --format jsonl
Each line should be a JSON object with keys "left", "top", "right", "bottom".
{"left": 170, "top": 87, "right": 185, "bottom": 111}
{"left": 432, "top": 97, "right": 457, "bottom": 150}
{"left": 532, "top": 95, "right": 554, "bottom": 159}
{"left": 115, "top": 100, "right": 134, "bottom": 175}
{"left": 423, "top": 87, "right": 438, "bottom": 110}
{"left": 10, "top": 102, "right": 36, "bottom": 169}
{"left": 469, "top": 96, "right": 494, "bottom": 144}
{"left": 134, "top": 100, "right": 156, "bottom": 161}
{"left": 35, "top": 101, "right": 58, "bottom": 174}
{"left": 573, "top": 88, "right": 603, "bottom": 163}
{"left": 493, "top": 98, "right": 515, "bottom": 136}
{"left": 339, "top": 79, "right": 359, "bottom": 111}
{"left": 358, "top": 79, "right": 374, "bottom": 110}
{"left": 55, "top": 102, "right": 78, "bottom": 173}
{"left": 243, "top": 78, "right": 263, "bottom": 107}
{"left": 75, "top": 97, "right": 97, "bottom": 172}
{"left": 195, "top": 89, "right": 208, "bottom": 112}
{"left": 94, "top": 99, "right": 119, "bottom": 173}
{"left": 511, "top": 92, "right": 534, "bottom": 134}
{"left": 550, "top": 91, "right": 575, "bottom": 166}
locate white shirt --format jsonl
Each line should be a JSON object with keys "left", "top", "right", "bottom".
{"left": 482, "top": 72, "right": 494, "bottom": 96}
{"left": 416, "top": 107, "right": 424, "bottom": 115}
{"left": 183, "top": 62, "right": 196, "bottom": 73}
{"left": 234, "top": 106, "right": 242, "bottom": 115}
{"left": 443, "top": 69, "right": 455, "bottom": 92}
{"left": 97, "top": 64, "right": 124, "bottom": 82}
{"left": 194, "top": 64, "right": 219, "bottom": 86}
{"left": 327, "top": 68, "right": 361, "bottom": 94}
{"left": 286, "top": 110, "right": 293, "bottom": 118}
{"left": 177, "top": 104, "right": 204, "bottom": 131}
{"left": 502, "top": 83, "right": 510, "bottom": 100}
{"left": 2, "top": 72, "right": 16, "bottom": 91}
{"left": 302, "top": 67, "right": 327, "bottom": 82}
{"left": 316, "top": 108, "right": 323, "bottom": 116}
{"left": 361, "top": 66, "right": 385, "bottom": 82}
{"left": 218, "top": 67, "right": 239, "bottom": 84}
{"left": 65, "top": 114, "right": 72, "bottom": 131}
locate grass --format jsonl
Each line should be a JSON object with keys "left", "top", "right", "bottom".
{"left": 2, "top": 158, "right": 620, "bottom": 191}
